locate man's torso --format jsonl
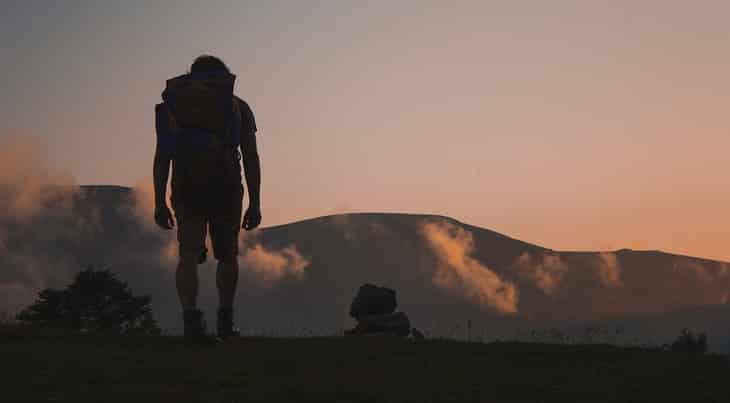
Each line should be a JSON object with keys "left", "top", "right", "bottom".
{"left": 158, "top": 97, "right": 256, "bottom": 218}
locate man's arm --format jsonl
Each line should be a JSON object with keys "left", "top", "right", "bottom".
{"left": 240, "top": 132, "right": 262, "bottom": 230}
{"left": 153, "top": 104, "right": 175, "bottom": 229}
{"left": 153, "top": 148, "right": 171, "bottom": 206}
{"left": 241, "top": 133, "right": 261, "bottom": 206}
{"left": 152, "top": 146, "right": 175, "bottom": 229}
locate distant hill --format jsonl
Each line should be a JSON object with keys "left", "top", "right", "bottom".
{"left": 2, "top": 185, "right": 729, "bottom": 350}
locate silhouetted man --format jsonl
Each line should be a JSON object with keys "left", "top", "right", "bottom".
{"left": 153, "top": 55, "right": 261, "bottom": 341}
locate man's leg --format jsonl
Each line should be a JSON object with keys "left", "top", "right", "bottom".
{"left": 210, "top": 209, "right": 242, "bottom": 339}
{"left": 214, "top": 258, "right": 239, "bottom": 339}
{"left": 176, "top": 256, "right": 198, "bottom": 310}
{"left": 176, "top": 215, "right": 209, "bottom": 339}
{"left": 176, "top": 215, "right": 206, "bottom": 309}
{"left": 216, "top": 258, "right": 239, "bottom": 309}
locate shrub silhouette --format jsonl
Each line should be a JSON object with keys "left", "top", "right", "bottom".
{"left": 16, "top": 267, "right": 160, "bottom": 334}
{"left": 670, "top": 328, "right": 707, "bottom": 353}
{"left": 0, "top": 310, "right": 14, "bottom": 324}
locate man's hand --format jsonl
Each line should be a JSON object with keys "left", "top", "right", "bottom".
{"left": 154, "top": 204, "right": 175, "bottom": 230}
{"left": 242, "top": 205, "right": 261, "bottom": 231}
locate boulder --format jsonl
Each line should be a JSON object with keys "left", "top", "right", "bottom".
{"left": 349, "top": 284, "right": 397, "bottom": 318}
{"left": 345, "top": 312, "right": 411, "bottom": 337}
{"left": 411, "top": 327, "right": 425, "bottom": 340}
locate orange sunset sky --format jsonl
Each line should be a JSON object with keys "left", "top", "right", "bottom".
{"left": 1, "top": 1, "right": 729, "bottom": 261}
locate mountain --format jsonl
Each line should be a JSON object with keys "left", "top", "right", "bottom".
{"left": 2, "top": 185, "right": 729, "bottom": 350}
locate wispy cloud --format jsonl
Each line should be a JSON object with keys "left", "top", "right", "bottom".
{"left": 421, "top": 220, "right": 518, "bottom": 314}
{"left": 240, "top": 241, "right": 309, "bottom": 286}
{"left": 513, "top": 252, "right": 568, "bottom": 296}
{"left": 595, "top": 252, "right": 623, "bottom": 287}
{"left": 0, "top": 135, "right": 77, "bottom": 220}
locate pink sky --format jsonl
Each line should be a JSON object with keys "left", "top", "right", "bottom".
{"left": 1, "top": 1, "right": 729, "bottom": 261}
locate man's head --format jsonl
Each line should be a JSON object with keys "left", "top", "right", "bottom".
{"left": 190, "top": 55, "right": 230, "bottom": 74}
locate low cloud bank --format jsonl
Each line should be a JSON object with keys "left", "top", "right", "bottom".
{"left": 130, "top": 180, "right": 310, "bottom": 285}
{"left": 0, "top": 135, "right": 309, "bottom": 324}
{"left": 596, "top": 252, "right": 623, "bottom": 287}
{"left": 420, "top": 220, "right": 518, "bottom": 315}
{"left": 514, "top": 252, "right": 568, "bottom": 297}
{"left": 331, "top": 214, "right": 390, "bottom": 241}
{"left": 240, "top": 241, "right": 309, "bottom": 286}
{"left": 128, "top": 181, "right": 179, "bottom": 266}
{"left": 0, "top": 136, "right": 82, "bottom": 313}
{"left": 0, "top": 135, "right": 78, "bottom": 224}
{"left": 0, "top": 136, "right": 77, "bottom": 219}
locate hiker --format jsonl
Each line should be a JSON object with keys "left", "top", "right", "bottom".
{"left": 153, "top": 55, "right": 261, "bottom": 341}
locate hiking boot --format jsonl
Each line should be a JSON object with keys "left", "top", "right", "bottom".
{"left": 217, "top": 307, "right": 240, "bottom": 340}
{"left": 183, "top": 309, "right": 215, "bottom": 345}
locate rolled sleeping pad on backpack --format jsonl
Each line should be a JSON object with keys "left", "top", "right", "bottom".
{"left": 163, "top": 72, "right": 236, "bottom": 132}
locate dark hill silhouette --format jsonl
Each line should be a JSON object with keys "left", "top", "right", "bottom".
{"left": 2, "top": 185, "right": 729, "bottom": 351}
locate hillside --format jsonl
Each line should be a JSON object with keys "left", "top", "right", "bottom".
{"left": 2, "top": 185, "right": 730, "bottom": 350}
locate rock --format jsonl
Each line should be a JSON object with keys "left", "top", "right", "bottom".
{"left": 346, "top": 284, "right": 413, "bottom": 337}
{"left": 345, "top": 312, "right": 411, "bottom": 337}
{"left": 349, "top": 284, "right": 397, "bottom": 318}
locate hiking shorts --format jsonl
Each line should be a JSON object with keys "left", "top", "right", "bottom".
{"left": 172, "top": 181, "right": 243, "bottom": 263}
{"left": 173, "top": 188, "right": 243, "bottom": 264}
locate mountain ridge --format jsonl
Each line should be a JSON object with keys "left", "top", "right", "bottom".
{"left": 74, "top": 184, "right": 728, "bottom": 264}
{"left": 3, "top": 184, "right": 730, "bottom": 351}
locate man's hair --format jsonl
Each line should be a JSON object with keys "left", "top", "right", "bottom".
{"left": 190, "top": 55, "right": 230, "bottom": 74}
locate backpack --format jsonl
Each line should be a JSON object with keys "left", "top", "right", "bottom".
{"left": 160, "top": 72, "right": 243, "bottom": 209}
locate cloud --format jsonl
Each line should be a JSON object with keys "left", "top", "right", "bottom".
{"left": 127, "top": 180, "right": 180, "bottom": 266}
{"left": 0, "top": 135, "right": 77, "bottom": 220}
{"left": 673, "top": 260, "right": 714, "bottom": 283}
{"left": 128, "top": 180, "right": 158, "bottom": 231}
{"left": 514, "top": 252, "right": 568, "bottom": 296}
{"left": 595, "top": 252, "right": 623, "bottom": 287}
{"left": 330, "top": 213, "right": 390, "bottom": 241}
{"left": 239, "top": 238, "right": 309, "bottom": 287}
{"left": 420, "top": 220, "right": 518, "bottom": 314}
{"left": 0, "top": 135, "right": 92, "bottom": 283}
{"left": 0, "top": 135, "right": 82, "bottom": 312}
{"left": 128, "top": 177, "right": 311, "bottom": 283}
{"left": 0, "top": 134, "right": 297, "bottom": 331}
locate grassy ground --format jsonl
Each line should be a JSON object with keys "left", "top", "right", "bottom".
{"left": 1, "top": 328, "right": 728, "bottom": 403}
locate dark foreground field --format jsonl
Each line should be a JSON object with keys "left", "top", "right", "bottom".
{"left": 2, "top": 330, "right": 728, "bottom": 403}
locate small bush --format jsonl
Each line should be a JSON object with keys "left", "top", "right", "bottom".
{"left": 530, "top": 328, "right": 568, "bottom": 344}
{"left": 670, "top": 329, "right": 707, "bottom": 354}
{"left": 16, "top": 266, "right": 160, "bottom": 335}
{"left": 0, "top": 310, "right": 15, "bottom": 325}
